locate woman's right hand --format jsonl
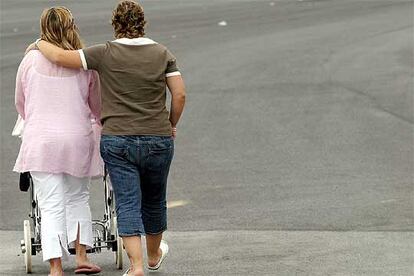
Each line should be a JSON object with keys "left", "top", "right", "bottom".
{"left": 172, "top": 127, "right": 177, "bottom": 139}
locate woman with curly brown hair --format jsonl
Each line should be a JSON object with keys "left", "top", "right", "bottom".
{"left": 29, "top": 1, "right": 186, "bottom": 275}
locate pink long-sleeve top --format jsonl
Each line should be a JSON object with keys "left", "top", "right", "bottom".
{"left": 13, "top": 50, "right": 103, "bottom": 178}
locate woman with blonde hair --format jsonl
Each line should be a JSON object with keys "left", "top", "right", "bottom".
{"left": 14, "top": 7, "right": 102, "bottom": 276}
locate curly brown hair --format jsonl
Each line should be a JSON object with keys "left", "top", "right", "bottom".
{"left": 112, "top": 1, "right": 146, "bottom": 39}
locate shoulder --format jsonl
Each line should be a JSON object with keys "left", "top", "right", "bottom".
{"left": 152, "top": 43, "right": 169, "bottom": 53}
{"left": 18, "top": 50, "right": 42, "bottom": 72}
{"left": 156, "top": 43, "right": 177, "bottom": 58}
{"left": 88, "top": 42, "right": 109, "bottom": 49}
{"left": 25, "top": 49, "right": 41, "bottom": 58}
{"left": 82, "top": 43, "right": 109, "bottom": 56}
{"left": 150, "top": 44, "right": 176, "bottom": 61}
{"left": 20, "top": 50, "right": 40, "bottom": 65}
{"left": 80, "top": 43, "right": 110, "bottom": 70}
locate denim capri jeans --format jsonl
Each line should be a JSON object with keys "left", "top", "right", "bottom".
{"left": 100, "top": 135, "right": 174, "bottom": 236}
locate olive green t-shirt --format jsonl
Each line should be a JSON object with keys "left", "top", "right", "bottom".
{"left": 79, "top": 37, "right": 180, "bottom": 136}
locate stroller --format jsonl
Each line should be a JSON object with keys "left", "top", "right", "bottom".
{"left": 19, "top": 171, "right": 124, "bottom": 273}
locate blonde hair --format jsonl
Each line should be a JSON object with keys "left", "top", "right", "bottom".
{"left": 40, "top": 7, "right": 83, "bottom": 50}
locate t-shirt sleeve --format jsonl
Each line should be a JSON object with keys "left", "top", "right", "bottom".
{"left": 79, "top": 44, "right": 107, "bottom": 71}
{"left": 165, "top": 49, "right": 181, "bottom": 77}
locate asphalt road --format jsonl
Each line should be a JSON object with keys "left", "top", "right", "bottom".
{"left": 0, "top": 0, "right": 413, "bottom": 275}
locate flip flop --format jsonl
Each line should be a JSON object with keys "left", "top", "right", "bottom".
{"left": 122, "top": 268, "right": 130, "bottom": 276}
{"left": 148, "top": 240, "right": 169, "bottom": 271}
{"left": 74, "top": 264, "right": 102, "bottom": 275}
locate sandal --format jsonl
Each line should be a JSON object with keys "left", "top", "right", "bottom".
{"left": 122, "top": 268, "right": 130, "bottom": 276}
{"left": 148, "top": 240, "right": 169, "bottom": 271}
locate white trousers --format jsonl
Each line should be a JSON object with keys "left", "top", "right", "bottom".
{"left": 31, "top": 172, "right": 93, "bottom": 262}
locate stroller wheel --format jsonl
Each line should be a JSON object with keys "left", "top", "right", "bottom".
{"left": 112, "top": 216, "right": 123, "bottom": 269}
{"left": 23, "top": 220, "right": 32, "bottom": 273}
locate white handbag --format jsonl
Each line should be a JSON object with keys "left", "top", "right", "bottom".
{"left": 12, "top": 115, "right": 24, "bottom": 137}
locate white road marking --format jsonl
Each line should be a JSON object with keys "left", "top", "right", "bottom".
{"left": 381, "top": 199, "right": 397, "bottom": 204}
{"left": 218, "top": 21, "right": 228, "bottom": 27}
{"left": 167, "top": 200, "right": 189, "bottom": 209}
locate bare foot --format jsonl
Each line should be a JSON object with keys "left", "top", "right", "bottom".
{"left": 76, "top": 260, "right": 99, "bottom": 267}
{"left": 76, "top": 256, "right": 98, "bottom": 268}
{"left": 75, "top": 257, "right": 101, "bottom": 274}
{"left": 128, "top": 268, "right": 144, "bottom": 276}
{"left": 49, "top": 271, "right": 64, "bottom": 276}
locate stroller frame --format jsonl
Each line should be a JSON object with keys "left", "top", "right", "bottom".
{"left": 20, "top": 172, "right": 123, "bottom": 273}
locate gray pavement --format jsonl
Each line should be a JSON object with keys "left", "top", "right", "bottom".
{"left": 1, "top": 230, "right": 413, "bottom": 276}
{"left": 1, "top": 0, "right": 413, "bottom": 275}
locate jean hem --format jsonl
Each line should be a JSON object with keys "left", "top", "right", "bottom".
{"left": 145, "top": 228, "right": 167, "bottom": 235}
{"left": 118, "top": 232, "right": 144, "bottom": 237}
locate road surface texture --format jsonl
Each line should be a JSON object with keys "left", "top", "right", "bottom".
{"left": 0, "top": 0, "right": 413, "bottom": 275}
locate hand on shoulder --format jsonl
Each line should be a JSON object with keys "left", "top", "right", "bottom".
{"left": 25, "top": 42, "right": 37, "bottom": 56}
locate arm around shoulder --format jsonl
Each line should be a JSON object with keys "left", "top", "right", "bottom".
{"left": 37, "top": 40, "right": 82, "bottom": 69}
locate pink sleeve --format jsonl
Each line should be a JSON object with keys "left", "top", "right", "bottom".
{"left": 88, "top": 70, "right": 101, "bottom": 125}
{"left": 15, "top": 58, "right": 28, "bottom": 119}
{"left": 88, "top": 71, "right": 104, "bottom": 175}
